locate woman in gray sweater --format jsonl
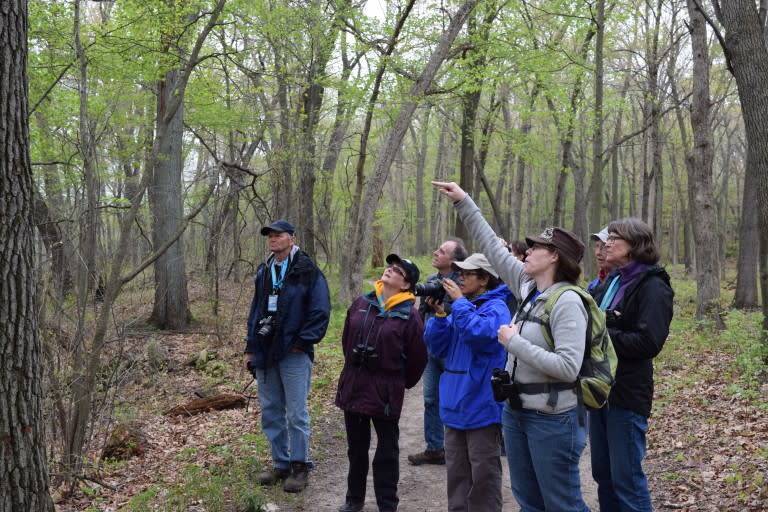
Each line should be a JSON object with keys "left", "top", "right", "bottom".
{"left": 434, "top": 181, "right": 591, "bottom": 512}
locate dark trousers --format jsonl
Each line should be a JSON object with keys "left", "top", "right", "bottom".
{"left": 344, "top": 411, "right": 400, "bottom": 511}
{"left": 445, "top": 424, "right": 503, "bottom": 511}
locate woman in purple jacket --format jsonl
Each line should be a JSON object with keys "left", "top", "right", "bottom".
{"left": 335, "top": 254, "right": 428, "bottom": 512}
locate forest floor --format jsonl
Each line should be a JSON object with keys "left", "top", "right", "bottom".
{"left": 52, "top": 276, "right": 768, "bottom": 511}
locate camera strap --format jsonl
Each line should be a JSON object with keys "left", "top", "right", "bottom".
{"left": 510, "top": 287, "right": 540, "bottom": 383}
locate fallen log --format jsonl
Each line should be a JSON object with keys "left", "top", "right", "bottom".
{"left": 164, "top": 393, "right": 247, "bottom": 416}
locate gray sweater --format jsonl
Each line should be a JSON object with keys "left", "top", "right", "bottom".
{"left": 454, "top": 195, "right": 587, "bottom": 413}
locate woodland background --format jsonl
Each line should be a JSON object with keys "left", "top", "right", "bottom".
{"left": 2, "top": 0, "right": 768, "bottom": 510}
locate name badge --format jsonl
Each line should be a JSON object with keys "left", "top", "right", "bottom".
{"left": 267, "top": 294, "right": 278, "bottom": 312}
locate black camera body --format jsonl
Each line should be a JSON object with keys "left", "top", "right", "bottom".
{"left": 490, "top": 368, "right": 522, "bottom": 409}
{"left": 414, "top": 279, "right": 446, "bottom": 304}
{"left": 351, "top": 344, "right": 379, "bottom": 371}
{"left": 256, "top": 315, "right": 276, "bottom": 340}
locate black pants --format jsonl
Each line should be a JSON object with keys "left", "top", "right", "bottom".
{"left": 344, "top": 411, "right": 400, "bottom": 511}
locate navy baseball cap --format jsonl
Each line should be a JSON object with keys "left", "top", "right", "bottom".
{"left": 260, "top": 219, "right": 296, "bottom": 236}
{"left": 385, "top": 253, "right": 420, "bottom": 292}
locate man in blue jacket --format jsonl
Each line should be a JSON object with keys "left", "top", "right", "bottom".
{"left": 243, "top": 220, "right": 331, "bottom": 493}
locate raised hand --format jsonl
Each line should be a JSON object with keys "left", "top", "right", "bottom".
{"left": 432, "top": 181, "right": 467, "bottom": 202}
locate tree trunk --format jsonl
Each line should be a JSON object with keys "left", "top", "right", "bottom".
{"left": 430, "top": 113, "right": 452, "bottom": 248}
{"left": 640, "top": 0, "right": 663, "bottom": 227}
{"left": 147, "top": 0, "right": 226, "bottom": 328}
{"left": 317, "top": 48, "right": 355, "bottom": 262}
{"left": 149, "top": 67, "right": 192, "bottom": 329}
{"left": 715, "top": 0, "right": 768, "bottom": 336}
{"left": 0, "top": 1, "right": 55, "bottom": 509}
{"left": 457, "top": 87, "right": 481, "bottom": 243}
{"left": 587, "top": 0, "right": 606, "bottom": 280}
{"left": 412, "top": 107, "right": 431, "bottom": 255}
{"left": 685, "top": 0, "right": 723, "bottom": 326}
{"left": 734, "top": 168, "right": 759, "bottom": 308}
{"left": 340, "top": 0, "right": 481, "bottom": 302}
{"left": 298, "top": 80, "right": 325, "bottom": 258}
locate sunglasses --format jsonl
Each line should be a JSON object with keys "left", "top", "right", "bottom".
{"left": 387, "top": 264, "right": 406, "bottom": 278}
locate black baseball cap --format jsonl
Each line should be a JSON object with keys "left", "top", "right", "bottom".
{"left": 260, "top": 219, "right": 296, "bottom": 236}
{"left": 385, "top": 253, "right": 420, "bottom": 292}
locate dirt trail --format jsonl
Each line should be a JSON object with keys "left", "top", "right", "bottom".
{"left": 272, "top": 387, "right": 598, "bottom": 512}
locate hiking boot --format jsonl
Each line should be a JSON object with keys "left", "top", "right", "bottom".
{"left": 337, "top": 502, "right": 364, "bottom": 512}
{"left": 283, "top": 461, "right": 309, "bottom": 493}
{"left": 257, "top": 466, "right": 290, "bottom": 486}
{"left": 407, "top": 449, "right": 445, "bottom": 465}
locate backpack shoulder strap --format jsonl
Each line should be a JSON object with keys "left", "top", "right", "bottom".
{"left": 540, "top": 285, "right": 592, "bottom": 350}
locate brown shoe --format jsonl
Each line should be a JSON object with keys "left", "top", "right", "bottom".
{"left": 283, "top": 462, "right": 309, "bottom": 493}
{"left": 407, "top": 449, "right": 445, "bottom": 465}
{"left": 257, "top": 467, "right": 290, "bottom": 486}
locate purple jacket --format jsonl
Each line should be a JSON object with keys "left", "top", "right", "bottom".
{"left": 335, "top": 291, "right": 427, "bottom": 420}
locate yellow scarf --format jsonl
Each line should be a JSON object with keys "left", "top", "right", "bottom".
{"left": 374, "top": 280, "right": 416, "bottom": 311}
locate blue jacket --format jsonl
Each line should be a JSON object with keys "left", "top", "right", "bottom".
{"left": 245, "top": 249, "right": 331, "bottom": 368}
{"left": 424, "top": 284, "right": 511, "bottom": 430}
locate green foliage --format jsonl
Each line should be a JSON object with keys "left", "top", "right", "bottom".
{"left": 131, "top": 438, "right": 270, "bottom": 512}
{"left": 656, "top": 266, "right": 768, "bottom": 404}
{"left": 126, "top": 486, "right": 160, "bottom": 512}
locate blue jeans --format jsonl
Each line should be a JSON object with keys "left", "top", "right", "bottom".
{"left": 589, "top": 406, "right": 651, "bottom": 512}
{"left": 502, "top": 404, "right": 590, "bottom": 512}
{"left": 422, "top": 353, "right": 445, "bottom": 450}
{"left": 254, "top": 351, "right": 313, "bottom": 469}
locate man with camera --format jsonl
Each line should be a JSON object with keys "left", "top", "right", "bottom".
{"left": 243, "top": 220, "right": 331, "bottom": 493}
{"left": 408, "top": 238, "right": 467, "bottom": 466}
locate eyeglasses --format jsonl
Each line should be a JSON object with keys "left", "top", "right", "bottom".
{"left": 529, "top": 243, "right": 551, "bottom": 252}
{"left": 606, "top": 235, "right": 623, "bottom": 243}
{"left": 387, "top": 264, "right": 406, "bottom": 278}
{"left": 458, "top": 270, "right": 479, "bottom": 278}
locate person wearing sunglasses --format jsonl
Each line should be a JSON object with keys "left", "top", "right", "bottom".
{"left": 335, "top": 254, "right": 428, "bottom": 512}
{"left": 423, "top": 253, "right": 511, "bottom": 511}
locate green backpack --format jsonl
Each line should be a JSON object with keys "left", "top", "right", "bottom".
{"left": 517, "top": 285, "right": 617, "bottom": 411}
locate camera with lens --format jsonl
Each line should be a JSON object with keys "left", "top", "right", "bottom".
{"left": 351, "top": 344, "right": 379, "bottom": 371}
{"left": 490, "top": 368, "right": 522, "bottom": 409}
{"left": 256, "top": 315, "right": 276, "bottom": 341}
{"left": 414, "top": 279, "right": 446, "bottom": 303}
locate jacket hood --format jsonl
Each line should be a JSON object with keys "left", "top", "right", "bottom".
{"left": 473, "top": 283, "right": 512, "bottom": 305}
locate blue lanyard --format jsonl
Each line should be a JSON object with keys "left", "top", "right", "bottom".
{"left": 599, "top": 275, "right": 621, "bottom": 311}
{"left": 270, "top": 259, "right": 289, "bottom": 291}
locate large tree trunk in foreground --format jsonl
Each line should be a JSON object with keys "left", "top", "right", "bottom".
{"left": 0, "top": 2, "right": 55, "bottom": 510}
{"left": 715, "top": 0, "right": 768, "bottom": 337}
